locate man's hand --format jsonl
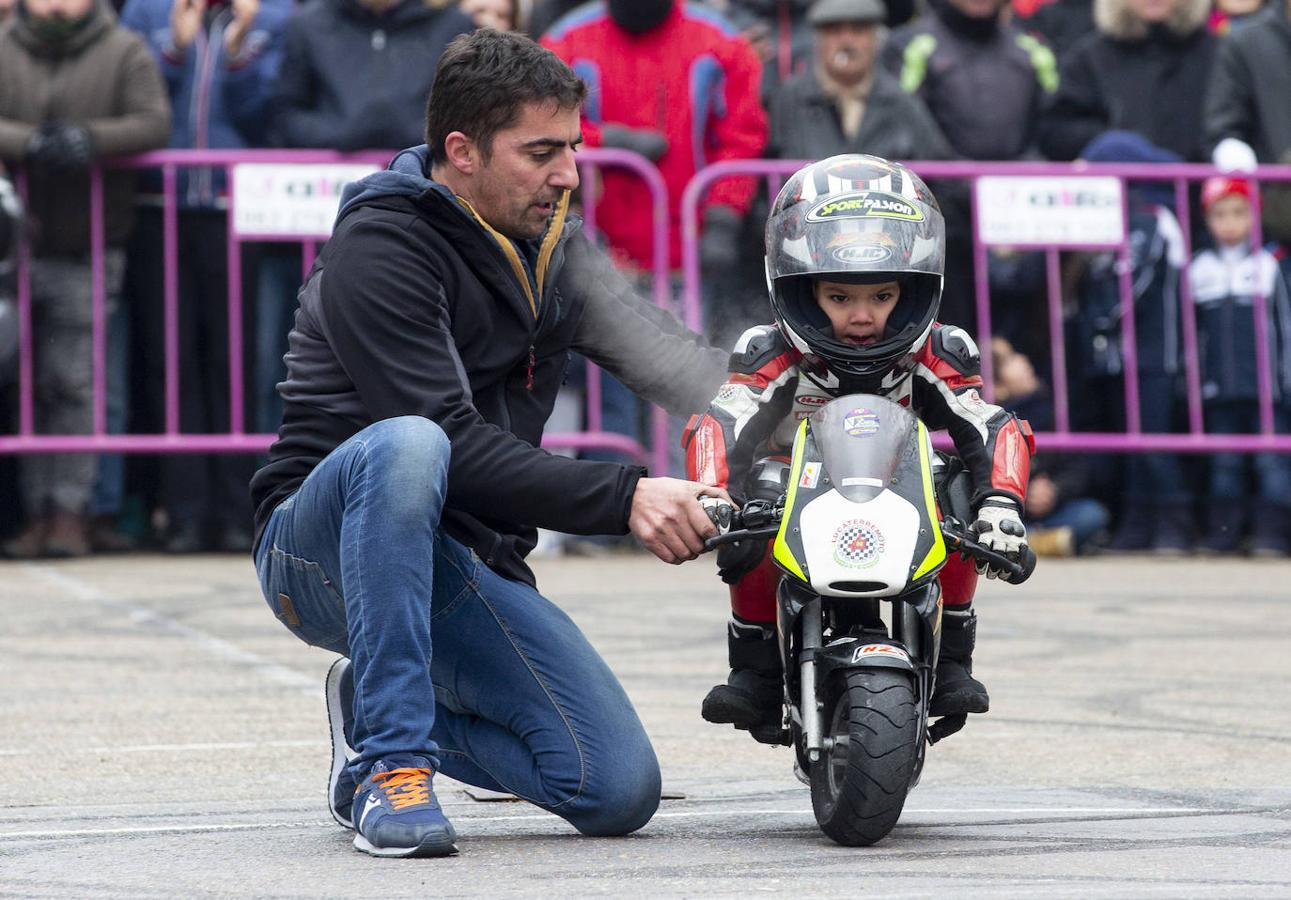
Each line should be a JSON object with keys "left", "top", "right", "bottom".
{"left": 700, "top": 205, "right": 742, "bottom": 275}
{"left": 971, "top": 497, "right": 1028, "bottom": 580}
{"left": 629, "top": 478, "right": 731, "bottom": 564}
{"left": 170, "top": 0, "right": 206, "bottom": 52}
{"left": 25, "top": 123, "right": 94, "bottom": 171}
{"left": 600, "top": 124, "right": 669, "bottom": 162}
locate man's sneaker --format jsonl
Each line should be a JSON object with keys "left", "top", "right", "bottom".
{"left": 325, "top": 657, "right": 357, "bottom": 828}
{"left": 352, "top": 758, "right": 458, "bottom": 858}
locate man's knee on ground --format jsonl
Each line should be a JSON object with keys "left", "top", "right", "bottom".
{"left": 565, "top": 752, "right": 662, "bottom": 837}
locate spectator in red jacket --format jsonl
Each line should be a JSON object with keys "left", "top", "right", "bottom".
{"left": 541, "top": 0, "right": 768, "bottom": 278}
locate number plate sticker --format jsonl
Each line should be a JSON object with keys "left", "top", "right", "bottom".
{"left": 851, "top": 643, "right": 910, "bottom": 664}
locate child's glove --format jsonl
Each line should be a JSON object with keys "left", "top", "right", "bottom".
{"left": 717, "top": 538, "right": 768, "bottom": 585}
{"left": 971, "top": 498, "right": 1027, "bottom": 580}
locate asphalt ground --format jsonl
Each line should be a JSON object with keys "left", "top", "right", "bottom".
{"left": 2, "top": 551, "right": 1290, "bottom": 898}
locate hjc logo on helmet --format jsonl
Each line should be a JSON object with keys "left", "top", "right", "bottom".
{"left": 833, "top": 245, "right": 892, "bottom": 264}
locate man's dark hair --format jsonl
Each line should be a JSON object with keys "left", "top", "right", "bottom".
{"left": 426, "top": 29, "right": 586, "bottom": 165}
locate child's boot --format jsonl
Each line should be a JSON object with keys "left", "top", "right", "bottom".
{"left": 930, "top": 608, "right": 989, "bottom": 717}
{"left": 702, "top": 616, "right": 782, "bottom": 729}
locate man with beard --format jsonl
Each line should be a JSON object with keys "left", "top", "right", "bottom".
{"left": 250, "top": 29, "right": 732, "bottom": 858}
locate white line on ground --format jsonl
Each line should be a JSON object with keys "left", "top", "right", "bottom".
{"left": 23, "top": 564, "right": 316, "bottom": 693}
{"left": 0, "top": 807, "right": 1215, "bottom": 840}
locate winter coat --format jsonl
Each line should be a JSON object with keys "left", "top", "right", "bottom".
{"left": 1203, "top": 1, "right": 1291, "bottom": 164}
{"left": 1189, "top": 243, "right": 1291, "bottom": 403}
{"left": 1072, "top": 200, "right": 1186, "bottom": 380}
{"left": 766, "top": 64, "right": 954, "bottom": 162}
{"left": 541, "top": 2, "right": 768, "bottom": 271}
{"left": 271, "top": 0, "right": 473, "bottom": 151}
{"left": 881, "top": 0, "right": 1058, "bottom": 161}
{"left": 0, "top": 1, "right": 170, "bottom": 254}
{"left": 121, "top": 0, "right": 292, "bottom": 207}
{"left": 251, "top": 146, "right": 728, "bottom": 585}
{"left": 1024, "top": 0, "right": 1096, "bottom": 62}
{"left": 1037, "top": 0, "right": 1215, "bottom": 161}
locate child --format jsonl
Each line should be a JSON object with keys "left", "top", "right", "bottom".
{"left": 991, "top": 337, "right": 1110, "bottom": 556}
{"left": 1188, "top": 176, "right": 1291, "bottom": 555}
{"left": 684, "top": 155, "right": 1033, "bottom": 739}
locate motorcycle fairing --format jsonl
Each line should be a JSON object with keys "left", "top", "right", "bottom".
{"left": 772, "top": 395, "right": 947, "bottom": 597}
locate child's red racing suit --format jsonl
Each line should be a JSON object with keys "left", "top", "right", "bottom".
{"left": 684, "top": 323, "right": 1034, "bottom": 622}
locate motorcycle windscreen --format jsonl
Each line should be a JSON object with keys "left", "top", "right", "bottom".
{"left": 793, "top": 395, "right": 934, "bottom": 597}
{"left": 809, "top": 395, "right": 917, "bottom": 501}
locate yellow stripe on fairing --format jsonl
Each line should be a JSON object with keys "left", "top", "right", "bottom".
{"left": 772, "top": 418, "right": 809, "bottom": 583}
{"left": 911, "top": 420, "right": 947, "bottom": 581}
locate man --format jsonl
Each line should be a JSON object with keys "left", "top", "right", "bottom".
{"left": 766, "top": 0, "right": 953, "bottom": 162}
{"left": 250, "top": 29, "right": 731, "bottom": 858}
{"left": 0, "top": 0, "right": 170, "bottom": 557}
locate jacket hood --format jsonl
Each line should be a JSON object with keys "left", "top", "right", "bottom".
{"left": 12, "top": 0, "right": 113, "bottom": 56}
{"left": 336, "top": 144, "right": 455, "bottom": 222}
{"left": 1094, "top": 0, "right": 1209, "bottom": 40}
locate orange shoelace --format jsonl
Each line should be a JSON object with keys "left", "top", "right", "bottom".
{"left": 371, "top": 767, "right": 432, "bottom": 810}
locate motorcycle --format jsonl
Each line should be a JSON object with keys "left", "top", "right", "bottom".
{"left": 702, "top": 393, "right": 1034, "bottom": 847}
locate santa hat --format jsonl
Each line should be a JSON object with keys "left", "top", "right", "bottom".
{"left": 1201, "top": 176, "right": 1253, "bottom": 211}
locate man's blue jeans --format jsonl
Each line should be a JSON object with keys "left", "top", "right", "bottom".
{"left": 254, "top": 416, "right": 661, "bottom": 836}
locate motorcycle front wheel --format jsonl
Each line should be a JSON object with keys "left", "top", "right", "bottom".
{"left": 810, "top": 668, "right": 919, "bottom": 846}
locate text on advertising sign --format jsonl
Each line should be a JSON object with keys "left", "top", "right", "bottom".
{"left": 232, "top": 163, "right": 380, "bottom": 238}
{"left": 976, "top": 175, "right": 1124, "bottom": 248}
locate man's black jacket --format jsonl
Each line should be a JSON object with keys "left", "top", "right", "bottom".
{"left": 251, "top": 146, "right": 727, "bottom": 584}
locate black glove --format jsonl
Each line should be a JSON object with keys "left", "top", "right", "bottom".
{"left": 700, "top": 205, "right": 742, "bottom": 275}
{"left": 25, "top": 122, "right": 94, "bottom": 171}
{"left": 716, "top": 537, "right": 768, "bottom": 585}
{"left": 600, "top": 124, "right": 669, "bottom": 162}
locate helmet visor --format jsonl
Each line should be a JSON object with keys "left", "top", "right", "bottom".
{"left": 766, "top": 189, "right": 945, "bottom": 282}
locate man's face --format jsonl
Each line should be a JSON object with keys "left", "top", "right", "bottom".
{"left": 1125, "top": 0, "right": 1175, "bottom": 21}
{"left": 469, "top": 101, "right": 581, "bottom": 241}
{"left": 814, "top": 278, "right": 901, "bottom": 345}
{"left": 816, "top": 22, "right": 878, "bottom": 84}
{"left": 22, "top": 0, "right": 94, "bottom": 20}
{"left": 945, "top": 0, "right": 1004, "bottom": 19}
{"left": 1206, "top": 195, "right": 1252, "bottom": 247}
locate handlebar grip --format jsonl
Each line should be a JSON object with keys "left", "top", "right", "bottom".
{"left": 1003, "top": 546, "right": 1037, "bottom": 585}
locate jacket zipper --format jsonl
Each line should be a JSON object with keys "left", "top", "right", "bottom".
{"left": 526, "top": 345, "right": 536, "bottom": 391}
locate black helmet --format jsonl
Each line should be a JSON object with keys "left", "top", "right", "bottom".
{"left": 765, "top": 154, "right": 945, "bottom": 391}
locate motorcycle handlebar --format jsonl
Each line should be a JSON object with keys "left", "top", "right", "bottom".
{"left": 701, "top": 500, "right": 1037, "bottom": 585}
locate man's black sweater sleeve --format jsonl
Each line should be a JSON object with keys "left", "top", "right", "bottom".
{"left": 319, "top": 215, "right": 643, "bottom": 535}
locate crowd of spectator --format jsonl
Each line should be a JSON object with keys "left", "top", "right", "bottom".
{"left": 0, "top": 0, "right": 1288, "bottom": 558}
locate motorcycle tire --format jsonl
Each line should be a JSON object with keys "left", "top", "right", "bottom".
{"left": 810, "top": 668, "right": 919, "bottom": 846}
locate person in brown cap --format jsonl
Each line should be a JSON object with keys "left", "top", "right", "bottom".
{"left": 765, "top": 0, "right": 952, "bottom": 161}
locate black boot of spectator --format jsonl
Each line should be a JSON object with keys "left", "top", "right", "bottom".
{"left": 1251, "top": 503, "right": 1290, "bottom": 557}
{"left": 1198, "top": 501, "right": 1244, "bottom": 555}
{"left": 1107, "top": 503, "right": 1153, "bottom": 552}
{"left": 1151, "top": 501, "right": 1193, "bottom": 556}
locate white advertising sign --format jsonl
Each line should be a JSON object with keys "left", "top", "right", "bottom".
{"left": 232, "top": 163, "right": 381, "bottom": 238}
{"left": 976, "top": 175, "right": 1124, "bottom": 248}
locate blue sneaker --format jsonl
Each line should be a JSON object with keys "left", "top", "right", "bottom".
{"left": 325, "top": 657, "right": 357, "bottom": 828}
{"left": 352, "top": 757, "right": 458, "bottom": 858}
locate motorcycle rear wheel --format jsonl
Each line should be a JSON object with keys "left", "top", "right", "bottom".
{"left": 810, "top": 668, "right": 919, "bottom": 846}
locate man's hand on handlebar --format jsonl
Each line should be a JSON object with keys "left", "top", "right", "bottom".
{"left": 629, "top": 478, "right": 732, "bottom": 565}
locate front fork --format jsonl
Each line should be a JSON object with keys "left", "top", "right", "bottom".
{"left": 793, "top": 585, "right": 941, "bottom": 762}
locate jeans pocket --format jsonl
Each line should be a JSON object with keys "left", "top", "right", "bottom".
{"left": 431, "top": 541, "right": 482, "bottom": 622}
{"left": 262, "top": 546, "right": 349, "bottom": 653}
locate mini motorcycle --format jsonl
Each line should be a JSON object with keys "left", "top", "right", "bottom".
{"left": 703, "top": 393, "right": 1034, "bottom": 846}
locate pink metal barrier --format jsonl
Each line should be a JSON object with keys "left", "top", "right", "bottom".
{"left": 2, "top": 148, "right": 677, "bottom": 475}
{"left": 682, "top": 159, "right": 1291, "bottom": 454}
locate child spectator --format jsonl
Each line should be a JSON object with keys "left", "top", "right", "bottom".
{"left": 991, "top": 337, "right": 1109, "bottom": 555}
{"left": 1069, "top": 131, "right": 1192, "bottom": 554}
{"left": 1188, "top": 176, "right": 1291, "bottom": 555}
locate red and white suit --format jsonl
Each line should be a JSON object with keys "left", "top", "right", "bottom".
{"left": 685, "top": 322, "right": 1033, "bottom": 622}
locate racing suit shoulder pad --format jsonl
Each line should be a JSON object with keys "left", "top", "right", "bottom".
{"left": 728, "top": 324, "right": 792, "bottom": 375}
{"left": 928, "top": 324, "right": 981, "bottom": 377}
